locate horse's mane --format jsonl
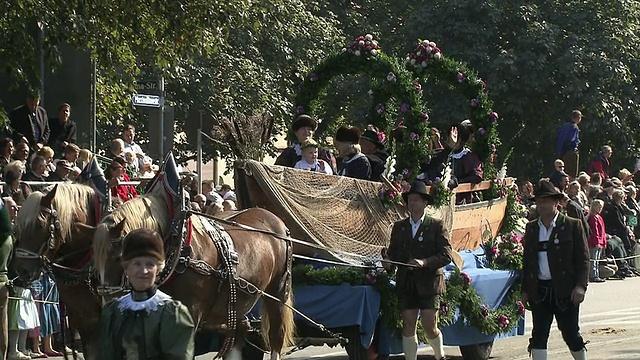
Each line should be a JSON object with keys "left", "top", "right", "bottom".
{"left": 16, "top": 183, "right": 97, "bottom": 244}
{"left": 93, "top": 192, "right": 171, "bottom": 282}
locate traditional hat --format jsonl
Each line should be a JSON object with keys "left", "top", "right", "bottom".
{"left": 56, "top": 159, "right": 74, "bottom": 171}
{"left": 402, "top": 181, "right": 434, "bottom": 203}
{"left": 335, "top": 125, "right": 361, "bottom": 144}
{"left": 360, "top": 129, "right": 384, "bottom": 148}
{"left": 122, "top": 229, "right": 165, "bottom": 263}
{"left": 532, "top": 179, "right": 564, "bottom": 200}
{"left": 291, "top": 115, "right": 318, "bottom": 132}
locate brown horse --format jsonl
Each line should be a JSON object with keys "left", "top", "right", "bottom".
{"left": 91, "top": 193, "right": 295, "bottom": 360}
{"left": 12, "top": 184, "right": 103, "bottom": 360}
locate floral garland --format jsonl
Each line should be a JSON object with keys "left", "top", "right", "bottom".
{"left": 291, "top": 263, "right": 524, "bottom": 339}
{"left": 483, "top": 231, "right": 525, "bottom": 272}
{"left": 405, "top": 38, "right": 502, "bottom": 179}
{"left": 293, "top": 34, "right": 429, "bottom": 182}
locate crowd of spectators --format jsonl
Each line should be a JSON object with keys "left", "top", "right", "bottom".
{"left": 520, "top": 155, "right": 640, "bottom": 281}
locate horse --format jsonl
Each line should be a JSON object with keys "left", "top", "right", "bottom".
{"left": 91, "top": 192, "right": 295, "bottom": 360}
{"left": 12, "top": 183, "right": 104, "bottom": 360}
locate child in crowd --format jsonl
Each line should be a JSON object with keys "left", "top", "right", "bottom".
{"left": 8, "top": 284, "right": 40, "bottom": 359}
{"left": 294, "top": 139, "right": 333, "bottom": 175}
{"left": 587, "top": 199, "right": 607, "bottom": 283}
{"left": 124, "top": 151, "right": 140, "bottom": 176}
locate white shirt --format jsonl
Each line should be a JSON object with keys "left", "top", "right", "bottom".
{"left": 537, "top": 211, "right": 559, "bottom": 280}
{"left": 409, "top": 212, "right": 427, "bottom": 238}
{"left": 294, "top": 159, "right": 333, "bottom": 175}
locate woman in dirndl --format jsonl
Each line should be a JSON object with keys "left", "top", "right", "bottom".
{"left": 29, "top": 273, "right": 62, "bottom": 357}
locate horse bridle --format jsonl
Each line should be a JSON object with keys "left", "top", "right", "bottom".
{"left": 95, "top": 233, "right": 130, "bottom": 298}
{"left": 14, "top": 206, "right": 64, "bottom": 272}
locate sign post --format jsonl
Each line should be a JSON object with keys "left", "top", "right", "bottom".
{"left": 197, "top": 110, "right": 203, "bottom": 195}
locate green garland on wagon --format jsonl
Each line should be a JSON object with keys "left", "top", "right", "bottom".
{"left": 293, "top": 34, "right": 430, "bottom": 182}
{"left": 291, "top": 264, "right": 524, "bottom": 340}
{"left": 405, "top": 38, "right": 502, "bottom": 179}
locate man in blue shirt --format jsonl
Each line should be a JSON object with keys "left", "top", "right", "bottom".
{"left": 557, "top": 110, "right": 583, "bottom": 179}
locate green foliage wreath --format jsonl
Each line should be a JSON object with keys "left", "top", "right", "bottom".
{"left": 405, "top": 39, "right": 502, "bottom": 179}
{"left": 292, "top": 263, "right": 524, "bottom": 340}
{"left": 293, "top": 34, "right": 430, "bottom": 180}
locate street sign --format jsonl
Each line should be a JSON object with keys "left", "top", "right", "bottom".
{"left": 135, "top": 80, "right": 159, "bottom": 92}
{"left": 132, "top": 94, "right": 162, "bottom": 108}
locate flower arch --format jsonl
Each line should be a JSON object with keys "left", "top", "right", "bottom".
{"left": 405, "top": 39, "right": 501, "bottom": 178}
{"left": 293, "top": 34, "right": 431, "bottom": 179}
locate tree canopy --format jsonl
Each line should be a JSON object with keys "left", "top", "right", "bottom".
{"left": 1, "top": 0, "right": 640, "bottom": 179}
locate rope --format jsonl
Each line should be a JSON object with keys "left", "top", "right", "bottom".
{"left": 293, "top": 254, "right": 419, "bottom": 269}
{"left": 8, "top": 297, "right": 59, "bottom": 305}
{"left": 592, "top": 253, "right": 640, "bottom": 263}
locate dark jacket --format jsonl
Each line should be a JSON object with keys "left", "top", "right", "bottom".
{"left": 365, "top": 150, "right": 389, "bottom": 182}
{"left": 387, "top": 217, "right": 453, "bottom": 296}
{"left": 21, "top": 170, "right": 46, "bottom": 182}
{"left": 9, "top": 104, "right": 50, "bottom": 150}
{"left": 274, "top": 145, "right": 337, "bottom": 174}
{"left": 48, "top": 118, "right": 77, "bottom": 154}
{"left": 522, "top": 213, "right": 589, "bottom": 302}
{"left": 337, "top": 152, "right": 371, "bottom": 180}
{"left": 564, "top": 199, "right": 590, "bottom": 238}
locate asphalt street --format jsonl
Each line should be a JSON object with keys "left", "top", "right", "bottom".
{"left": 47, "top": 277, "right": 640, "bottom": 359}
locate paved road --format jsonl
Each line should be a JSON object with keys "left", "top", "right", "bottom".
{"left": 50, "top": 277, "right": 640, "bottom": 359}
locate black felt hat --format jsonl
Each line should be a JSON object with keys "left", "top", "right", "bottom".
{"left": 532, "top": 179, "right": 564, "bottom": 201}
{"left": 335, "top": 125, "right": 362, "bottom": 144}
{"left": 291, "top": 115, "right": 318, "bottom": 132}
{"left": 402, "top": 181, "right": 434, "bottom": 203}
{"left": 360, "top": 129, "right": 384, "bottom": 148}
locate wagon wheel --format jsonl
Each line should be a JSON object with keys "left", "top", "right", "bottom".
{"left": 343, "top": 326, "right": 369, "bottom": 360}
{"left": 459, "top": 341, "right": 494, "bottom": 360}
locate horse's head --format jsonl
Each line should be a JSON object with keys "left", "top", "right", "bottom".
{"left": 94, "top": 218, "right": 128, "bottom": 301}
{"left": 13, "top": 185, "right": 62, "bottom": 282}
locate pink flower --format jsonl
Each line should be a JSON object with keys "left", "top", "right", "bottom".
{"left": 457, "top": 72, "right": 465, "bottom": 83}
{"left": 516, "top": 301, "right": 526, "bottom": 316}
{"left": 440, "top": 301, "right": 449, "bottom": 316}
{"left": 470, "top": 98, "right": 479, "bottom": 108}
{"left": 420, "top": 113, "right": 430, "bottom": 121}
{"left": 409, "top": 132, "right": 419, "bottom": 140}
{"left": 490, "top": 111, "right": 499, "bottom": 121}
{"left": 295, "top": 105, "right": 305, "bottom": 114}
{"left": 490, "top": 144, "right": 497, "bottom": 152}
{"left": 461, "top": 272, "right": 472, "bottom": 285}
{"left": 478, "top": 127, "right": 486, "bottom": 136}
{"left": 498, "top": 315, "right": 510, "bottom": 328}
{"left": 377, "top": 132, "right": 386, "bottom": 144}
{"left": 375, "top": 103, "right": 385, "bottom": 114}
{"left": 413, "top": 82, "right": 422, "bottom": 93}
{"left": 490, "top": 247, "right": 498, "bottom": 255}
{"left": 481, "top": 305, "right": 489, "bottom": 317}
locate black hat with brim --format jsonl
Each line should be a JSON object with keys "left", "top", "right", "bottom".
{"left": 532, "top": 179, "right": 564, "bottom": 201}
{"left": 360, "top": 129, "right": 384, "bottom": 148}
{"left": 402, "top": 181, "right": 434, "bottom": 204}
{"left": 292, "top": 115, "right": 318, "bottom": 132}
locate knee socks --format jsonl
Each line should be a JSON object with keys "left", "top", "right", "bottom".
{"left": 427, "top": 331, "right": 445, "bottom": 359}
{"left": 8, "top": 331, "right": 18, "bottom": 354}
{"left": 402, "top": 335, "right": 418, "bottom": 360}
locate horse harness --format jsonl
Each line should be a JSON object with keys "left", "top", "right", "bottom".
{"left": 14, "top": 202, "right": 102, "bottom": 300}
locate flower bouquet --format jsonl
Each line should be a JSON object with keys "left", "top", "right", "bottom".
{"left": 406, "top": 39, "right": 443, "bottom": 69}
{"left": 345, "top": 34, "right": 381, "bottom": 57}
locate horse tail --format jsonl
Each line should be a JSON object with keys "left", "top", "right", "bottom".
{"left": 261, "top": 238, "right": 295, "bottom": 351}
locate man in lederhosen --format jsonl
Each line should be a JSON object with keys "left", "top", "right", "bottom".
{"left": 383, "top": 181, "right": 453, "bottom": 360}
{"left": 522, "top": 179, "right": 589, "bottom": 360}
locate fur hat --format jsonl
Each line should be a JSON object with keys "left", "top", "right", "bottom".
{"left": 335, "top": 125, "right": 361, "bottom": 144}
{"left": 122, "top": 229, "right": 165, "bottom": 263}
{"left": 291, "top": 115, "right": 318, "bottom": 132}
